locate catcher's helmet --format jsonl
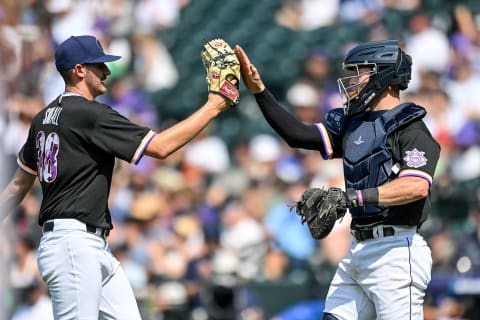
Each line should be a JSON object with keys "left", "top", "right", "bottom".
{"left": 337, "top": 40, "right": 412, "bottom": 115}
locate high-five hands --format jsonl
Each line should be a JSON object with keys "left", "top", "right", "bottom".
{"left": 234, "top": 45, "right": 266, "bottom": 94}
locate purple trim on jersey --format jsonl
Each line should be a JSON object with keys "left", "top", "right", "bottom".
{"left": 315, "top": 123, "right": 333, "bottom": 159}
{"left": 399, "top": 169, "right": 433, "bottom": 185}
{"left": 131, "top": 130, "right": 156, "bottom": 164}
{"left": 17, "top": 158, "right": 37, "bottom": 175}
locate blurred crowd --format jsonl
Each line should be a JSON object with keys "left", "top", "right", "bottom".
{"left": 1, "top": 0, "right": 480, "bottom": 319}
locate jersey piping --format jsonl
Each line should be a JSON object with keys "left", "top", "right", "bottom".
{"left": 17, "top": 158, "right": 37, "bottom": 175}
{"left": 315, "top": 123, "right": 334, "bottom": 160}
{"left": 131, "top": 130, "right": 156, "bottom": 164}
{"left": 398, "top": 169, "right": 433, "bottom": 185}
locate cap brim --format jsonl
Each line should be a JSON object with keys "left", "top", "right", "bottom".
{"left": 87, "top": 54, "right": 122, "bottom": 64}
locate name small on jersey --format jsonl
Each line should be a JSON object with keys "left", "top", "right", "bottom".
{"left": 43, "top": 107, "right": 63, "bottom": 125}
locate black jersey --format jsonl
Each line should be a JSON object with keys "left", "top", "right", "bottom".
{"left": 17, "top": 94, "right": 156, "bottom": 229}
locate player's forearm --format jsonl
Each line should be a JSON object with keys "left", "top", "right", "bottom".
{"left": 145, "top": 100, "right": 223, "bottom": 159}
{"left": 378, "top": 176, "right": 429, "bottom": 205}
{"left": 357, "top": 176, "right": 429, "bottom": 206}
{"left": 254, "top": 89, "right": 325, "bottom": 150}
{"left": 0, "top": 168, "right": 35, "bottom": 222}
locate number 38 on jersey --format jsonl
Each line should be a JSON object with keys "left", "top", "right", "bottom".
{"left": 36, "top": 131, "right": 60, "bottom": 183}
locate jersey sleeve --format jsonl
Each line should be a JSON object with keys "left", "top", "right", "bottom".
{"left": 17, "top": 125, "right": 38, "bottom": 175}
{"left": 254, "top": 89, "right": 329, "bottom": 152}
{"left": 317, "top": 122, "right": 344, "bottom": 159}
{"left": 397, "top": 121, "right": 441, "bottom": 185}
{"left": 91, "top": 106, "right": 156, "bottom": 164}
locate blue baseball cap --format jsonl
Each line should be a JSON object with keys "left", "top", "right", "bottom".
{"left": 55, "top": 35, "right": 121, "bottom": 71}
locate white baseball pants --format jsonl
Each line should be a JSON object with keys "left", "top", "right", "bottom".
{"left": 323, "top": 226, "right": 432, "bottom": 320}
{"left": 37, "top": 219, "right": 142, "bottom": 320}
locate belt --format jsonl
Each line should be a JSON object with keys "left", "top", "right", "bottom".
{"left": 351, "top": 226, "right": 395, "bottom": 241}
{"left": 42, "top": 220, "right": 110, "bottom": 238}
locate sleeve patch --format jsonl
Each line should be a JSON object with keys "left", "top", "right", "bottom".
{"left": 403, "top": 148, "right": 427, "bottom": 168}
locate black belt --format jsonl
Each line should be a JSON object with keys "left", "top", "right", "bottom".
{"left": 42, "top": 221, "right": 110, "bottom": 238}
{"left": 351, "top": 226, "right": 395, "bottom": 241}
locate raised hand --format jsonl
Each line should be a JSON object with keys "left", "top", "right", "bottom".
{"left": 234, "top": 45, "right": 266, "bottom": 94}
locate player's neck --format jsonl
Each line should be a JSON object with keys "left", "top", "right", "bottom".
{"left": 64, "top": 85, "right": 94, "bottom": 101}
{"left": 372, "top": 97, "right": 400, "bottom": 111}
{"left": 369, "top": 89, "right": 400, "bottom": 111}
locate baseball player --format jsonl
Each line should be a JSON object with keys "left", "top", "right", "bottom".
{"left": 235, "top": 40, "right": 441, "bottom": 319}
{"left": 0, "top": 35, "right": 235, "bottom": 319}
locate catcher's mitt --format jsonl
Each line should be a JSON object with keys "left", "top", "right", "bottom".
{"left": 201, "top": 38, "right": 240, "bottom": 106}
{"left": 294, "top": 187, "right": 349, "bottom": 240}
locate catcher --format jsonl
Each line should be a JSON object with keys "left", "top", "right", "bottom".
{"left": 236, "top": 40, "right": 440, "bottom": 320}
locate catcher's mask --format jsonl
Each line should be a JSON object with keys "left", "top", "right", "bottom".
{"left": 337, "top": 40, "right": 412, "bottom": 116}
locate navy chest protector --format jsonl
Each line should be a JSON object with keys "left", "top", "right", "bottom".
{"left": 325, "top": 103, "right": 426, "bottom": 221}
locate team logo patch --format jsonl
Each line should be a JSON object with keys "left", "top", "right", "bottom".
{"left": 403, "top": 148, "right": 428, "bottom": 168}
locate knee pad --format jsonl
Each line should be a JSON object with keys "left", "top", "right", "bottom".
{"left": 322, "top": 313, "right": 340, "bottom": 320}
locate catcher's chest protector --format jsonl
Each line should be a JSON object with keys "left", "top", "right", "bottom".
{"left": 342, "top": 103, "right": 426, "bottom": 219}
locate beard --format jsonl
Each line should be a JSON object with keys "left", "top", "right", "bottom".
{"left": 85, "top": 70, "right": 108, "bottom": 97}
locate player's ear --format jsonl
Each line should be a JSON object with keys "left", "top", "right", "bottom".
{"left": 73, "top": 64, "right": 87, "bottom": 78}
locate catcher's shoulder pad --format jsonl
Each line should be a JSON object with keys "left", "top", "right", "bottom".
{"left": 324, "top": 108, "right": 346, "bottom": 135}
{"left": 388, "top": 102, "right": 426, "bottom": 130}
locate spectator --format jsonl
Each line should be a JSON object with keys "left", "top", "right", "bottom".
{"left": 275, "top": 0, "right": 339, "bottom": 31}
{"left": 9, "top": 236, "right": 38, "bottom": 290}
{"left": 404, "top": 10, "right": 450, "bottom": 92}
{"left": 286, "top": 80, "right": 322, "bottom": 123}
{"left": 444, "top": 54, "right": 480, "bottom": 146}
{"left": 263, "top": 181, "right": 316, "bottom": 269}
{"left": 302, "top": 47, "right": 340, "bottom": 115}
{"left": 11, "top": 278, "right": 53, "bottom": 320}
{"left": 220, "top": 201, "right": 268, "bottom": 281}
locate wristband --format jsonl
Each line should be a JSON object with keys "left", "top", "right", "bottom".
{"left": 360, "top": 188, "right": 379, "bottom": 205}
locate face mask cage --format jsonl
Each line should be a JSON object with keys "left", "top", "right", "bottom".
{"left": 337, "top": 63, "right": 377, "bottom": 115}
